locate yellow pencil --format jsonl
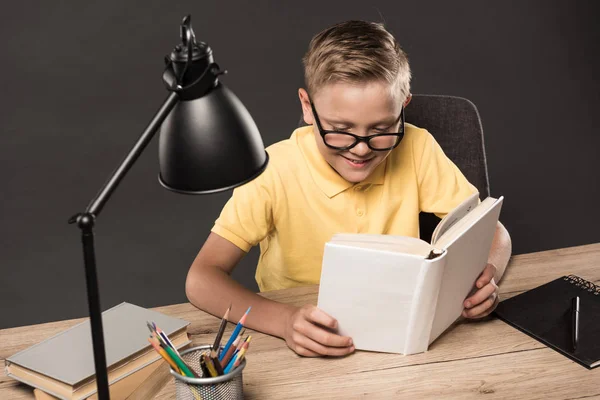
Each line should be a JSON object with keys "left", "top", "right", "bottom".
{"left": 203, "top": 351, "right": 219, "bottom": 377}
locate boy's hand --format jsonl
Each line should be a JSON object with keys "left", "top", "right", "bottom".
{"left": 462, "top": 263, "right": 499, "bottom": 319}
{"left": 283, "top": 305, "right": 355, "bottom": 357}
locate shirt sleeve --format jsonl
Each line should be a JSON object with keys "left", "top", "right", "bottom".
{"left": 211, "top": 162, "right": 275, "bottom": 252}
{"left": 415, "top": 130, "right": 479, "bottom": 218}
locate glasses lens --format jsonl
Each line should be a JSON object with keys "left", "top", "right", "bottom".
{"left": 323, "top": 133, "right": 356, "bottom": 148}
{"left": 369, "top": 135, "right": 401, "bottom": 150}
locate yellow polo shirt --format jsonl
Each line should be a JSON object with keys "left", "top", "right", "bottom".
{"left": 211, "top": 124, "right": 478, "bottom": 292}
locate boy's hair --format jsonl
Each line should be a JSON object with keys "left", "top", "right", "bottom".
{"left": 303, "top": 20, "right": 411, "bottom": 103}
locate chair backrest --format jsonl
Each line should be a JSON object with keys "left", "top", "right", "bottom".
{"left": 407, "top": 95, "right": 490, "bottom": 242}
{"left": 297, "top": 94, "right": 490, "bottom": 242}
{"left": 406, "top": 95, "right": 490, "bottom": 197}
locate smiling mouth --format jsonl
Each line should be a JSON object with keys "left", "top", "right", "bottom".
{"left": 342, "top": 155, "right": 373, "bottom": 165}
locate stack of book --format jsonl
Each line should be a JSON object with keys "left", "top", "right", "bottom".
{"left": 5, "top": 302, "right": 190, "bottom": 399}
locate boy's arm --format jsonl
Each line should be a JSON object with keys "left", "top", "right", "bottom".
{"left": 185, "top": 232, "right": 354, "bottom": 356}
{"left": 487, "top": 221, "right": 512, "bottom": 282}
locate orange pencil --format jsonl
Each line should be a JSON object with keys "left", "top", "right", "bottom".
{"left": 148, "top": 337, "right": 181, "bottom": 373}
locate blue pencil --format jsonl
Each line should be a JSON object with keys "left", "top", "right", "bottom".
{"left": 219, "top": 306, "right": 251, "bottom": 361}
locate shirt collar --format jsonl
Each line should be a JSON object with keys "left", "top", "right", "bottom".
{"left": 295, "top": 126, "right": 387, "bottom": 198}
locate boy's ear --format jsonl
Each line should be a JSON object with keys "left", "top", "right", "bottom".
{"left": 403, "top": 93, "right": 412, "bottom": 108}
{"left": 298, "top": 88, "right": 314, "bottom": 125}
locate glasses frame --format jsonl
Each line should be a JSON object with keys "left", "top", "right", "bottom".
{"left": 310, "top": 101, "right": 405, "bottom": 151}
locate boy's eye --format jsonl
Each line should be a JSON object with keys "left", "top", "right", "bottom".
{"left": 332, "top": 126, "right": 351, "bottom": 132}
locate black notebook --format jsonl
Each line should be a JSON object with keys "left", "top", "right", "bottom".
{"left": 494, "top": 275, "right": 600, "bottom": 369}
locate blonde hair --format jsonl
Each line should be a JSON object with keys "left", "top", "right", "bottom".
{"left": 302, "top": 20, "right": 411, "bottom": 103}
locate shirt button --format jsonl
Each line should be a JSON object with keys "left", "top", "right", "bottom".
{"left": 354, "top": 185, "right": 362, "bottom": 191}
{"left": 356, "top": 209, "right": 364, "bottom": 216}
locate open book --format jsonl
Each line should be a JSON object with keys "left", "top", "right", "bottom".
{"left": 317, "top": 193, "right": 504, "bottom": 355}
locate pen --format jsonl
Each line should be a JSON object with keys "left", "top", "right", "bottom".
{"left": 219, "top": 307, "right": 251, "bottom": 361}
{"left": 571, "top": 296, "right": 580, "bottom": 352}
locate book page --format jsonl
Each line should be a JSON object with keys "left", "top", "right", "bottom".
{"left": 430, "top": 192, "right": 480, "bottom": 245}
{"left": 433, "top": 197, "right": 497, "bottom": 249}
{"left": 331, "top": 233, "right": 433, "bottom": 257}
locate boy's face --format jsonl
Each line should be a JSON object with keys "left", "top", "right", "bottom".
{"left": 299, "top": 81, "right": 407, "bottom": 183}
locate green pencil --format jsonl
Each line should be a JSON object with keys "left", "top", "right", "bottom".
{"left": 162, "top": 344, "right": 196, "bottom": 377}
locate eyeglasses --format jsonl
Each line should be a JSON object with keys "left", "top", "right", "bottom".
{"left": 310, "top": 101, "right": 404, "bottom": 151}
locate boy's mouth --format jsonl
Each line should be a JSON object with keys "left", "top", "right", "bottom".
{"left": 341, "top": 155, "right": 373, "bottom": 168}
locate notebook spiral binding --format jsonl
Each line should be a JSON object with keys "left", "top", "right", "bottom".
{"left": 564, "top": 275, "right": 600, "bottom": 295}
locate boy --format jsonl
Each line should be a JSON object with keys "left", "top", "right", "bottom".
{"left": 185, "top": 20, "right": 512, "bottom": 357}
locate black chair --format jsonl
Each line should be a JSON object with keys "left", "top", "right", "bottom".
{"left": 299, "top": 94, "right": 491, "bottom": 242}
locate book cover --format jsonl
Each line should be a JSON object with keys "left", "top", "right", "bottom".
{"left": 5, "top": 302, "right": 190, "bottom": 398}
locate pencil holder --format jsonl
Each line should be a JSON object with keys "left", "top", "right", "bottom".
{"left": 170, "top": 345, "right": 247, "bottom": 400}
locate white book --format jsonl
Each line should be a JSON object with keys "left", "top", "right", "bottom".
{"left": 317, "top": 194, "right": 503, "bottom": 355}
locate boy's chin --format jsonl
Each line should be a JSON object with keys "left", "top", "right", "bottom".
{"left": 337, "top": 167, "right": 372, "bottom": 183}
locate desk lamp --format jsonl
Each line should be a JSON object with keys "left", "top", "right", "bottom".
{"left": 68, "top": 15, "right": 268, "bottom": 399}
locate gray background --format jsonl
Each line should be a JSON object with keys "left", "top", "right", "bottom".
{"left": 1, "top": 1, "right": 599, "bottom": 329}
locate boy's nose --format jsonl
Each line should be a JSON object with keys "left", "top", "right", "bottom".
{"left": 349, "top": 142, "right": 371, "bottom": 157}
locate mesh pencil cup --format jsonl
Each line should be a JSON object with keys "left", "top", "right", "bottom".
{"left": 170, "top": 345, "right": 247, "bottom": 400}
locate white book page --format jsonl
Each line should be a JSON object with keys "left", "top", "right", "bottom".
{"left": 433, "top": 197, "right": 497, "bottom": 249}
{"left": 331, "top": 234, "right": 433, "bottom": 257}
{"left": 431, "top": 192, "right": 480, "bottom": 244}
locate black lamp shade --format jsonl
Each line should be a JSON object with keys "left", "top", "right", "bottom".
{"left": 158, "top": 83, "right": 269, "bottom": 194}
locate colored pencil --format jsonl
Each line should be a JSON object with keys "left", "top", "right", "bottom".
{"left": 224, "top": 337, "right": 251, "bottom": 374}
{"left": 213, "top": 304, "right": 231, "bottom": 352}
{"left": 210, "top": 350, "right": 225, "bottom": 375}
{"left": 203, "top": 352, "right": 219, "bottom": 377}
{"left": 147, "top": 321, "right": 180, "bottom": 355}
{"left": 157, "top": 327, "right": 178, "bottom": 354}
{"left": 199, "top": 354, "right": 211, "bottom": 377}
{"left": 219, "top": 307, "right": 251, "bottom": 361}
{"left": 162, "top": 343, "right": 197, "bottom": 378}
{"left": 220, "top": 329, "right": 245, "bottom": 366}
{"left": 148, "top": 337, "right": 181, "bottom": 373}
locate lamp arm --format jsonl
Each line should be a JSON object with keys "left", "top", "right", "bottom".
{"left": 85, "top": 91, "right": 179, "bottom": 217}
{"left": 67, "top": 91, "right": 179, "bottom": 400}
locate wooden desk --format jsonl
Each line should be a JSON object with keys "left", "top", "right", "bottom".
{"left": 2, "top": 243, "right": 599, "bottom": 399}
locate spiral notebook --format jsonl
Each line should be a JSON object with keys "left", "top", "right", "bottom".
{"left": 494, "top": 275, "right": 600, "bottom": 369}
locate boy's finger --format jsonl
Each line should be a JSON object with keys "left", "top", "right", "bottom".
{"left": 294, "top": 334, "right": 355, "bottom": 357}
{"left": 296, "top": 319, "right": 353, "bottom": 348}
{"left": 293, "top": 344, "right": 320, "bottom": 357}
{"left": 306, "top": 306, "right": 338, "bottom": 330}
{"left": 476, "top": 263, "right": 496, "bottom": 288}
{"left": 464, "top": 280, "right": 497, "bottom": 308}
{"left": 463, "top": 293, "right": 498, "bottom": 318}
